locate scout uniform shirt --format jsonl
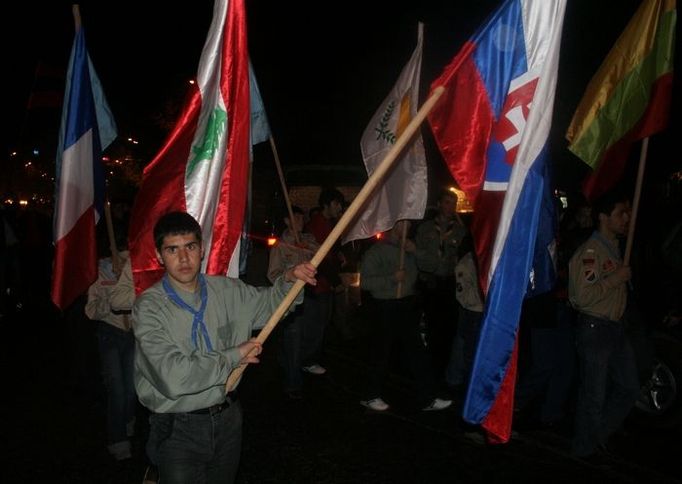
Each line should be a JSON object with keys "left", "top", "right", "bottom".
{"left": 267, "top": 229, "right": 319, "bottom": 284}
{"left": 361, "top": 239, "right": 418, "bottom": 300}
{"left": 133, "top": 274, "right": 300, "bottom": 413}
{"left": 568, "top": 231, "right": 627, "bottom": 322}
{"left": 416, "top": 216, "right": 467, "bottom": 279}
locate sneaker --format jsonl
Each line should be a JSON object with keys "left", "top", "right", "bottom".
{"left": 360, "top": 397, "right": 390, "bottom": 411}
{"left": 422, "top": 398, "right": 453, "bottom": 411}
{"left": 301, "top": 364, "right": 327, "bottom": 375}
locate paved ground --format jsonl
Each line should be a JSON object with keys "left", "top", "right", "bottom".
{"left": 2, "top": 297, "right": 680, "bottom": 484}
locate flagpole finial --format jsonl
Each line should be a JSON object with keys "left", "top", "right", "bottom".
{"left": 72, "top": 4, "right": 81, "bottom": 32}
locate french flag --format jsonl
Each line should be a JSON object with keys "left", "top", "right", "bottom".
{"left": 428, "top": 0, "right": 566, "bottom": 442}
{"left": 51, "top": 27, "right": 117, "bottom": 311}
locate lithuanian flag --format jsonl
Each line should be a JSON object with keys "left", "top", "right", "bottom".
{"left": 566, "top": 0, "right": 676, "bottom": 200}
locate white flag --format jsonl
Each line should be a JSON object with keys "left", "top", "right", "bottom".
{"left": 343, "top": 23, "right": 427, "bottom": 244}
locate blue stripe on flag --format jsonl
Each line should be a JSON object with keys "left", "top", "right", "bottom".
{"left": 472, "top": 0, "right": 527, "bottom": 118}
{"left": 463, "top": 145, "right": 549, "bottom": 423}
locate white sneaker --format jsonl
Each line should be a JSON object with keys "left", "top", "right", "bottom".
{"left": 422, "top": 398, "right": 453, "bottom": 411}
{"left": 301, "top": 364, "right": 327, "bottom": 375}
{"left": 360, "top": 397, "right": 390, "bottom": 411}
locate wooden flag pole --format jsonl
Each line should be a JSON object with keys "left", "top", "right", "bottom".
{"left": 104, "top": 200, "right": 130, "bottom": 331}
{"left": 269, "top": 135, "right": 301, "bottom": 245}
{"left": 104, "top": 200, "right": 122, "bottom": 275}
{"left": 72, "top": 4, "right": 81, "bottom": 31}
{"left": 623, "top": 137, "right": 648, "bottom": 265}
{"left": 225, "top": 86, "right": 445, "bottom": 391}
{"left": 396, "top": 221, "right": 407, "bottom": 298}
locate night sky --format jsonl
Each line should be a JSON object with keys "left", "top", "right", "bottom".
{"left": 4, "top": 0, "right": 679, "bottom": 201}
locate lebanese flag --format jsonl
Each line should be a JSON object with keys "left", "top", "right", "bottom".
{"left": 51, "top": 27, "right": 117, "bottom": 311}
{"left": 428, "top": 0, "right": 566, "bottom": 442}
{"left": 128, "top": 0, "right": 250, "bottom": 294}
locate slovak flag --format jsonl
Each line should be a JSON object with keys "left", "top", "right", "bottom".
{"left": 428, "top": 0, "right": 566, "bottom": 442}
{"left": 51, "top": 27, "right": 117, "bottom": 311}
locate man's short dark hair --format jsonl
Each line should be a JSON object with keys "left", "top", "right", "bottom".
{"left": 592, "top": 190, "right": 629, "bottom": 224}
{"left": 318, "top": 187, "right": 345, "bottom": 208}
{"left": 280, "top": 205, "right": 303, "bottom": 221}
{"left": 153, "top": 211, "right": 202, "bottom": 250}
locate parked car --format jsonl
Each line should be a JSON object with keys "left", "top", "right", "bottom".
{"left": 633, "top": 313, "right": 682, "bottom": 428}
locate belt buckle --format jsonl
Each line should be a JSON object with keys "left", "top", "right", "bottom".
{"left": 208, "top": 398, "right": 230, "bottom": 415}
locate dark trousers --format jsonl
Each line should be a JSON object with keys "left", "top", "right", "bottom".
{"left": 150, "top": 401, "right": 243, "bottom": 484}
{"left": 514, "top": 303, "right": 576, "bottom": 423}
{"left": 572, "top": 314, "right": 640, "bottom": 457}
{"left": 96, "top": 322, "right": 136, "bottom": 445}
{"left": 364, "top": 296, "right": 436, "bottom": 407}
{"left": 421, "top": 276, "right": 458, "bottom": 378}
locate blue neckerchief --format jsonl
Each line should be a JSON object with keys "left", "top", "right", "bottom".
{"left": 162, "top": 274, "right": 212, "bottom": 351}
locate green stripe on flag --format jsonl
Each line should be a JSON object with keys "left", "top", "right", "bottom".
{"left": 569, "top": 9, "right": 675, "bottom": 168}
{"left": 187, "top": 107, "right": 227, "bottom": 176}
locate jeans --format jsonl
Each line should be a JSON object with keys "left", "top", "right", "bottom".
{"left": 300, "top": 291, "right": 332, "bottom": 368}
{"left": 278, "top": 307, "right": 305, "bottom": 392}
{"left": 152, "top": 401, "right": 243, "bottom": 484}
{"left": 364, "top": 296, "right": 436, "bottom": 406}
{"left": 421, "top": 276, "right": 458, "bottom": 378}
{"left": 515, "top": 303, "right": 576, "bottom": 423}
{"left": 572, "top": 314, "right": 640, "bottom": 456}
{"left": 96, "top": 321, "right": 136, "bottom": 446}
{"left": 446, "top": 307, "right": 482, "bottom": 388}
{"left": 278, "top": 292, "right": 331, "bottom": 391}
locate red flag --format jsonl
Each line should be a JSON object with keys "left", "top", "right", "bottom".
{"left": 128, "top": 0, "right": 250, "bottom": 294}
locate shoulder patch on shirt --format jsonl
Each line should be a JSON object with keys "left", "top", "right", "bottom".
{"left": 584, "top": 269, "right": 597, "bottom": 283}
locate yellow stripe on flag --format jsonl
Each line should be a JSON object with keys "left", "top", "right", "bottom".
{"left": 396, "top": 90, "right": 412, "bottom": 139}
{"left": 566, "top": 0, "right": 673, "bottom": 145}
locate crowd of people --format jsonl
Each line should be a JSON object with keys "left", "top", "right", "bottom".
{"left": 3, "top": 179, "right": 680, "bottom": 483}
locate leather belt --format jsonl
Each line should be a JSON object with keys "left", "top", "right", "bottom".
{"left": 188, "top": 394, "right": 237, "bottom": 415}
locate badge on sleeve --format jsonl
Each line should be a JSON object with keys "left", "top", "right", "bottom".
{"left": 584, "top": 269, "right": 597, "bottom": 283}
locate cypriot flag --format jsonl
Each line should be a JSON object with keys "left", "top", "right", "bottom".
{"left": 343, "top": 23, "right": 427, "bottom": 243}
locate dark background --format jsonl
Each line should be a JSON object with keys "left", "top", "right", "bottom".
{"left": 3, "top": 0, "right": 679, "bottom": 204}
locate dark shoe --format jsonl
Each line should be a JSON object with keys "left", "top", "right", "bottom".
{"left": 285, "top": 389, "right": 303, "bottom": 400}
{"left": 580, "top": 452, "right": 615, "bottom": 470}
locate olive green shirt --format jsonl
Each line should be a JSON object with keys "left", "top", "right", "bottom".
{"left": 133, "top": 274, "right": 299, "bottom": 413}
{"left": 415, "top": 216, "right": 467, "bottom": 278}
{"left": 361, "top": 240, "right": 418, "bottom": 300}
{"left": 267, "top": 230, "right": 319, "bottom": 284}
{"left": 568, "top": 232, "right": 627, "bottom": 322}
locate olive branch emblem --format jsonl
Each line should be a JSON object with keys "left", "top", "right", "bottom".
{"left": 374, "top": 100, "right": 396, "bottom": 144}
